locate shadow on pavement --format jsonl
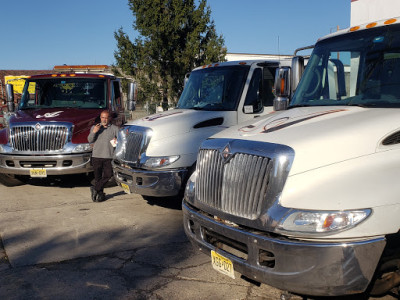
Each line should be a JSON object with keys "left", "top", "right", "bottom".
{"left": 16, "top": 174, "right": 94, "bottom": 188}
{"left": 142, "top": 195, "right": 183, "bottom": 210}
{"left": 6, "top": 174, "right": 119, "bottom": 190}
{"left": 0, "top": 227, "right": 205, "bottom": 299}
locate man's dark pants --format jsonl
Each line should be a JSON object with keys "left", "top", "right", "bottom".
{"left": 91, "top": 157, "right": 113, "bottom": 193}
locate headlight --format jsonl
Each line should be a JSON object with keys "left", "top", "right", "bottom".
{"left": 72, "top": 143, "right": 92, "bottom": 153}
{"left": 184, "top": 171, "right": 197, "bottom": 203}
{"left": 277, "top": 209, "right": 371, "bottom": 235}
{"left": 143, "top": 155, "right": 179, "bottom": 168}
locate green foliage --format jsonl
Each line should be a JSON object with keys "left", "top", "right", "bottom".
{"left": 114, "top": 0, "right": 226, "bottom": 106}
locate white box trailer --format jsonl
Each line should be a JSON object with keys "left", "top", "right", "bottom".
{"left": 351, "top": 0, "right": 400, "bottom": 26}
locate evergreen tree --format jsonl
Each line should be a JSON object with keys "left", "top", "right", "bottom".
{"left": 114, "top": 0, "right": 226, "bottom": 109}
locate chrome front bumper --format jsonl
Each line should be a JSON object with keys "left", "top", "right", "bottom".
{"left": 0, "top": 153, "right": 92, "bottom": 175}
{"left": 182, "top": 201, "right": 386, "bottom": 297}
{"left": 112, "top": 162, "right": 188, "bottom": 197}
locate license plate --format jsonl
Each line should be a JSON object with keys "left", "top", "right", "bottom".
{"left": 211, "top": 250, "right": 235, "bottom": 279}
{"left": 120, "top": 182, "right": 131, "bottom": 194}
{"left": 30, "top": 168, "right": 47, "bottom": 178}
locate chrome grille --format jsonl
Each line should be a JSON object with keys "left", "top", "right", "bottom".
{"left": 196, "top": 149, "right": 272, "bottom": 219}
{"left": 10, "top": 125, "right": 69, "bottom": 151}
{"left": 114, "top": 125, "right": 152, "bottom": 165}
{"left": 123, "top": 131, "right": 144, "bottom": 162}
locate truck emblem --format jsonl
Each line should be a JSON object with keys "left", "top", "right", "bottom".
{"left": 36, "top": 111, "right": 63, "bottom": 119}
{"left": 220, "top": 143, "right": 233, "bottom": 163}
{"left": 34, "top": 123, "right": 42, "bottom": 131}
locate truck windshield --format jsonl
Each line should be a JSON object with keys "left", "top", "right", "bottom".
{"left": 19, "top": 78, "right": 107, "bottom": 109}
{"left": 291, "top": 23, "right": 400, "bottom": 108}
{"left": 177, "top": 65, "right": 249, "bottom": 111}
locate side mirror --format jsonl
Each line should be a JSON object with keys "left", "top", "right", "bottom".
{"left": 184, "top": 73, "right": 190, "bottom": 88}
{"left": 291, "top": 56, "right": 305, "bottom": 94}
{"left": 273, "top": 67, "right": 291, "bottom": 111}
{"left": 127, "top": 82, "right": 137, "bottom": 111}
{"left": 5, "top": 84, "right": 15, "bottom": 112}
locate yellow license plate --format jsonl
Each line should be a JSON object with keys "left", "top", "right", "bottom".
{"left": 30, "top": 168, "right": 47, "bottom": 178}
{"left": 120, "top": 182, "right": 131, "bottom": 194}
{"left": 211, "top": 250, "right": 235, "bottom": 279}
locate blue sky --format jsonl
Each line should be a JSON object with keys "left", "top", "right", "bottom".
{"left": 0, "top": 0, "right": 350, "bottom": 70}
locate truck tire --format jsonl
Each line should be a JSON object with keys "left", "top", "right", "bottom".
{"left": 0, "top": 174, "right": 26, "bottom": 187}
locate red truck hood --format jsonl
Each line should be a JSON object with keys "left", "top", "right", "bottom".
{"left": 9, "top": 108, "right": 102, "bottom": 143}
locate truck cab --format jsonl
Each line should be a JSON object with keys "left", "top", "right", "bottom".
{"left": 0, "top": 65, "right": 125, "bottom": 183}
{"left": 112, "top": 59, "right": 291, "bottom": 198}
{"left": 183, "top": 17, "right": 400, "bottom": 297}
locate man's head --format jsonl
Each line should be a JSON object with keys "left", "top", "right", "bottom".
{"left": 100, "top": 110, "right": 111, "bottom": 127}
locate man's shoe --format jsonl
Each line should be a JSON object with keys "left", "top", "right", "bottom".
{"left": 96, "top": 191, "right": 106, "bottom": 202}
{"left": 90, "top": 186, "right": 98, "bottom": 202}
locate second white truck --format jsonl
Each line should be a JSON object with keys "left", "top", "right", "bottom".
{"left": 112, "top": 59, "right": 292, "bottom": 197}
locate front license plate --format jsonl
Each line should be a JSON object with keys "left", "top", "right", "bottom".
{"left": 120, "top": 182, "right": 131, "bottom": 194}
{"left": 211, "top": 250, "right": 235, "bottom": 279}
{"left": 30, "top": 168, "right": 47, "bottom": 178}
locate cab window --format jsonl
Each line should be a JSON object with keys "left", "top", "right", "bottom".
{"left": 243, "top": 67, "right": 276, "bottom": 113}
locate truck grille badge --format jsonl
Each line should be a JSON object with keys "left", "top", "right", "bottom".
{"left": 221, "top": 143, "right": 233, "bottom": 163}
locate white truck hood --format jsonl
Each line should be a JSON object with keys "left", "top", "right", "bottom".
{"left": 128, "top": 109, "right": 234, "bottom": 142}
{"left": 211, "top": 106, "right": 400, "bottom": 175}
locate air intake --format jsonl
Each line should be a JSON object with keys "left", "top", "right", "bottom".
{"left": 382, "top": 131, "right": 400, "bottom": 145}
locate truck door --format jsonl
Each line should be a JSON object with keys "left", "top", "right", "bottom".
{"left": 111, "top": 80, "right": 125, "bottom": 125}
{"left": 238, "top": 65, "right": 277, "bottom": 123}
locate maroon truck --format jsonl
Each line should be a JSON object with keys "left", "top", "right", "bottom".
{"left": 0, "top": 65, "right": 125, "bottom": 185}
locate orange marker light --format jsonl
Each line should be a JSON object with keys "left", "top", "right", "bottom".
{"left": 323, "top": 215, "right": 335, "bottom": 229}
{"left": 350, "top": 26, "right": 360, "bottom": 32}
{"left": 280, "top": 78, "right": 285, "bottom": 94}
{"left": 366, "top": 22, "right": 377, "bottom": 29}
{"left": 384, "top": 18, "right": 397, "bottom": 25}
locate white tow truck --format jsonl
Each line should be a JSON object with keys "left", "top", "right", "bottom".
{"left": 182, "top": 13, "right": 400, "bottom": 299}
{"left": 112, "top": 59, "right": 294, "bottom": 198}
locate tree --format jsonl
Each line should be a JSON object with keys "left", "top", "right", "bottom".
{"left": 114, "top": 0, "right": 226, "bottom": 109}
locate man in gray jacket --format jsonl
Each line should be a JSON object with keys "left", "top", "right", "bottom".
{"left": 88, "top": 110, "right": 119, "bottom": 202}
